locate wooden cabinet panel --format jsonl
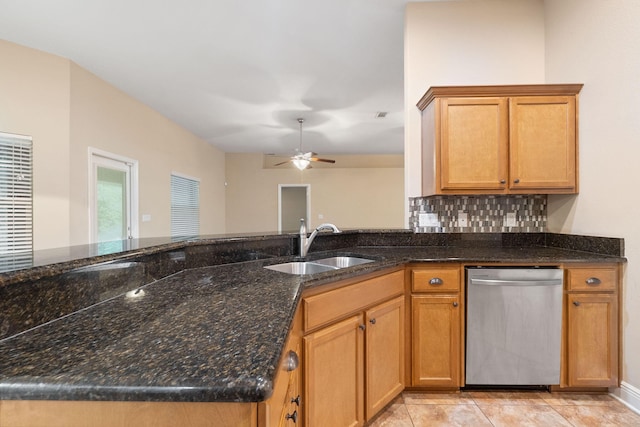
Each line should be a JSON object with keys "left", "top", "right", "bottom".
{"left": 303, "top": 270, "right": 404, "bottom": 332}
{"left": 302, "top": 270, "right": 405, "bottom": 425}
{"left": 258, "top": 307, "right": 302, "bottom": 427}
{"left": 303, "top": 315, "right": 364, "bottom": 427}
{"left": 412, "top": 266, "right": 460, "bottom": 293}
{"left": 365, "top": 296, "right": 405, "bottom": 420}
{"left": 567, "top": 267, "right": 618, "bottom": 292}
{"left": 566, "top": 293, "right": 618, "bottom": 387}
{"left": 0, "top": 401, "right": 258, "bottom": 427}
{"left": 439, "top": 97, "right": 509, "bottom": 191}
{"left": 509, "top": 96, "right": 576, "bottom": 192}
{"left": 418, "top": 84, "right": 582, "bottom": 196}
{"left": 411, "top": 295, "right": 461, "bottom": 388}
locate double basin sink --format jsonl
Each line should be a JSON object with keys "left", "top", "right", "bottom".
{"left": 264, "top": 256, "right": 374, "bottom": 275}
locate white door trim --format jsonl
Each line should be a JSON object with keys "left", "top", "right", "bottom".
{"left": 277, "top": 184, "right": 310, "bottom": 233}
{"left": 88, "top": 147, "right": 139, "bottom": 243}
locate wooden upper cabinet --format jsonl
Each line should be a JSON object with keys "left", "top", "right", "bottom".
{"left": 440, "top": 97, "right": 508, "bottom": 191}
{"left": 509, "top": 96, "right": 577, "bottom": 192}
{"left": 418, "top": 84, "right": 583, "bottom": 196}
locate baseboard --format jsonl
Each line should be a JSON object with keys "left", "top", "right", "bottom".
{"left": 611, "top": 381, "right": 640, "bottom": 415}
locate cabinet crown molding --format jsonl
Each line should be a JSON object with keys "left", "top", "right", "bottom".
{"left": 417, "top": 84, "right": 584, "bottom": 111}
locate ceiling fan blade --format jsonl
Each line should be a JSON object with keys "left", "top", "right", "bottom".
{"left": 310, "top": 158, "right": 336, "bottom": 164}
{"left": 273, "top": 159, "right": 292, "bottom": 166}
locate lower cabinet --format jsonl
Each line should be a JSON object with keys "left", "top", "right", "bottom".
{"left": 564, "top": 265, "right": 619, "bottom": 388}
{"left": 411, "top": 295, "right": 461, "bottom": 388}
{"left": 259, "top": 306, "right": 302, "bottom": 426}
{"left": 409, "top": 265, "right": 463, "bottom": 389}
{"left": 302, "top": 269, "right": 405, "bottom": 427}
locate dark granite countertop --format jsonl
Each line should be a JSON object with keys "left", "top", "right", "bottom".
{"left": 0, "top": 232, "right": 626, "bottom": 403}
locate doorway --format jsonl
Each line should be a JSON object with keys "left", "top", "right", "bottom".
{"left": 278, "top": 184, "right": 310, "bottom": 232}
{"left": 89, "top": 148, "right": 138, "bottom": 244}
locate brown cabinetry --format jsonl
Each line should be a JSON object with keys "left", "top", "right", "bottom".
{"left": 410, "top": 265, "right": 463, "bottom": 388}
{"left": 417, "top": 84, "right": 582, "bottom": 196}
{"left": 302, "top": 269, "right": 405, "bottom": 426}
{"left": 563, "top": 265, "right": 620, "bottom": 388}
{"left": 259, "top": 307, "right": 302, "bottom": 426}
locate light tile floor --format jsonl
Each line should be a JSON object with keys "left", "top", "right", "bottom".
{"left": 368, "top": 391, "right": 640, "bottom": 426}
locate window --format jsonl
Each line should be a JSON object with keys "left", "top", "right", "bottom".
{"left": 0, "top": 132, "right": 33, "bottom": 269}
{"left": 171, "top": 173, "right": 200, "bottom": 237}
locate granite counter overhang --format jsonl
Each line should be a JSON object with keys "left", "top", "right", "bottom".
{"left": 0, "top": 232, "right": 626, "bottom": 403}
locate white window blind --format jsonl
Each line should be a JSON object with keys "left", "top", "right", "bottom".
{"left": 0, "top": 132, "right": 33, "bottom": 263}
{"left": 171, "top": 173, "right": 200, "bottom": 237}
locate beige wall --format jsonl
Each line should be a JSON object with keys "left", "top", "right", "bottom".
{"left": 0, "top": 40, "right": 72, "bottom": 250}
{"left": 544, "top": 0, "right": 640, "bottom": 397}
{"left": 225, "top": 153, "right": 404, "bottom": 233}
{"left": 69, "top": 64, "right": 226, "bottom": 244}
{"left": 1, "top": 40, "right": 226, "bottom": 249}
{"left": 404, "top": 0, "right": 546, "bottom": 209}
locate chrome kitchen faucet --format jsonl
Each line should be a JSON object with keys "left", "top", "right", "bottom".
{"left": 299, "top": 219, "right": 341, "bottom": 258}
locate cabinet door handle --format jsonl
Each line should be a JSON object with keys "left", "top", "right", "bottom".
{"left": 500, "top": 179, "right": 506, "bottom": 184}
{"left": 359, "top": 324, "right": 366, "bottom": 331}
{"left": 286, "top": 410, "right": 298, "bottom": 423}
{"left": 453, "top": 301, "right": 459, "bottom": 307}
{"left": 291, "top": 395, "right": 301, "bottom": 407}
{"left": 586, "top": 277, "right": 602, "bottom": 286}
{"left": 369, "top": 318, "right": 376, "bottom": 325}
{"left": 513, "top": 178, "right": 520, "bottom": 184}
{"left": 429, "top": 277, "right": 444, "bottom": 285}
{"left": 573, "top": 301, "right": 581, "bottom": 306}
{"left": 285, "top": 350, "right": 299, "bottom": 371}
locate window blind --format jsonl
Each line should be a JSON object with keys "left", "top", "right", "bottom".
{"left": 0, "top": 132, "right": 33, "bottom": 267}
{"left": 171, "top": 173, "right": 200, "bottom": 237}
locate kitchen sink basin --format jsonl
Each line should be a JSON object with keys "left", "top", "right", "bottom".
{"left": 313, "top": 256, "right": 374, "bottom": 268}
{"left": 264, "top": 261, "right": 337, "bottom": 275}
{"left": 264, "top": 256, "right": 374, "bottom": 275}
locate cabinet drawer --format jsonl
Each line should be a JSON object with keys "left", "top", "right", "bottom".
{"left": 412, "top": 267, "right": 460, "bottom": 292}
{"left": 566, "top": 267, "right": 618, "bottom": 292}
{"left": 303, "top": 270, "right": 404, "bottom": 332}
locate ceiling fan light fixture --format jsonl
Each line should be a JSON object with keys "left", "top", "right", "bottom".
{"left": 292, "top": 157, "right": 310, "bottom": 170}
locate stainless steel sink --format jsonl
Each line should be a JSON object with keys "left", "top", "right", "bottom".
{"left": 264, "top": 256, "right": 374, "bottom": 275}
{"left": 264, "top": 261, "right": 337, "bottom": 275}
{"left": 313, "top": 256, "right": 374, "bottom": 268}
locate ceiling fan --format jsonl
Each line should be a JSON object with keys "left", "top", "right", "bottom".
{"left": 274, "top": 118, "right": 336, "bottom": 170}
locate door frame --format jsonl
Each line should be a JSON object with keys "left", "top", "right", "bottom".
{"left": 88, "top": 147, "right": 139, "bottom": 243}
{"left": 277, "top": 184, "right": 310, "bottom": 233}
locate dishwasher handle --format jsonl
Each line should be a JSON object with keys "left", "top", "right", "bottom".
{"left": 470, "top": 278, "right": 563, "bottom": 287}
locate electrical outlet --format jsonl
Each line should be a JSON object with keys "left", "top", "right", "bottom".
{"left": 505, "top": 212, "right": 517, "bottom": 227}
{"left": 419, "top": 213, "right": 439, "bottom": 227}
{"left": 458, "top": 211, "right": 468, "bottom": 227}
{"left": 142, "top": 214, "right": 152, "bottom": 222}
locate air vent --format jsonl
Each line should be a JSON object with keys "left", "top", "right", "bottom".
{"left": 375, "top": 111, "right": 388, "bottom": 118}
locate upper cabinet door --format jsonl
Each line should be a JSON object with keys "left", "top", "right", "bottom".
{"left": 439, "top": 97, "right": 509, "bottom": 192}
{"left": 509, "top": 96, "right": 577, "bottom": 192}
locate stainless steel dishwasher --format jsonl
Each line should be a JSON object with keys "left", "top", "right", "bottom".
{"left": 465, "top": 267, "right": 563, "bottom": 386}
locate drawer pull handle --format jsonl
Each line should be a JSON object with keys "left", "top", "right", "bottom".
{"left": 453, "top": 301, "right": 459, "bottom": 307}
{"left": 514, "top": 178, "right": 520, "bottom": 184}
{"left": 291, "top": 395, "right": 301, "bottom": 406}
{"left": 369, "top": 318, "right": 376, "bottom": 325}
{"left": 285, "top": 350, "right": 299, "bottom": 372}
{"left": 500, "top": 179, "right": 506, "bottom": 184}
{"left": 586, "top": 277, "right": 602, "bottom": 286}
{"left": 429, "top": 277, "right": 444, "bottom": 286}
{"left": 573, "top": 301, "right": 581, "bottom": 307}
{"left": 286, "top": 410, "right": 298, "bottom": 423}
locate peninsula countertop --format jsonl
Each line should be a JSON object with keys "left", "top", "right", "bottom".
{"left": 0, "top": 234, "right": 626, "bottom": 403}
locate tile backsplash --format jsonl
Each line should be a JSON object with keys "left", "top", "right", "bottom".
{"left": 409, "top": 195, "right": 547, "bottom": 233}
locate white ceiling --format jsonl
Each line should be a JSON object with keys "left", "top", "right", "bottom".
{"left": 0, "top": 0, "right": 416, "bottom": 155}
